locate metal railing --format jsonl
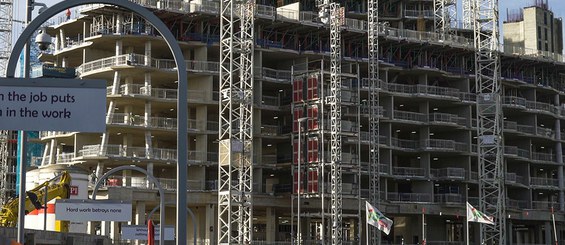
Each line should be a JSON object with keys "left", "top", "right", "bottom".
{"left": 392, "top": 166, "right": 425, "bottom": 177}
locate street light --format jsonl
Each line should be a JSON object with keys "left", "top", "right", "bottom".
{"left": 7, "top": 1, "right": 188, "bottom": 244}
{"left": 16, "top": 1, "right": 48, "bottom": 243}
{"left": 297, "top": 117, "right": 308, "bottom": 245}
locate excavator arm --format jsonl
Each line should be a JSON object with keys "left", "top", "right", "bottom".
{"left": 0, "top": 171, "right": 71, "bottom": 227}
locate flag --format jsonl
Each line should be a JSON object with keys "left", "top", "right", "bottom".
{"left": 366, "top": 201, "right": 394, "bottom": 235}
{"left": 466, "top": 202, "right": 494, "bottom": 225}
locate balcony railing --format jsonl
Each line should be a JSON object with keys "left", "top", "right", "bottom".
{"left": 431, "top": 168, "right": 465, "bottom": 179}
{"left": 434, "top": 194, "right": 464, "bottom": 203}
{"left": 387, "top": 192, "right": 432, "bottom": 203}
{"left": 392, "top": 167, "right": 425, "bottom": 178}
{"left": 530, "top": 177, "right": 559, "bottom": 187}
{"left": 393, "top": 110, "right": 427, "bottom": 123}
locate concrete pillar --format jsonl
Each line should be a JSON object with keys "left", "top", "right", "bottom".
{"left": 134, "top": 201, "right": 146, "bottom": 245}
{"left": 101, "top": 221, "right": 110, "bottom": 237}
{"left": 546, "top": 222, "right": 552, "bottom": 245}
{"left": 61, "top": 57, "right": 68, "bottom": 68}
{"left": 115, "top": 39, "right": 123, "bottom": 64}
{"left": 555, "top": 95, "right": 564, "bottom": 211}
{"left": 122, "top": 169, "right": 131, "bottom": 187}
{"left": 95, "top": 162, "right": 104, "bottom": 181}
{"left": 59, "top": 29, "right": 65, "bottom": 49}
{"left": 110, "top": 221, "right": 120, "bottom": 242}
{"left": 205, "top": 204, "right": 215, "bottom": 245}
{"left": 145, "top": 41, "right": 152, "bottom": 66}
{"left": 266, "top": 207, "right": 276, "bottom": 242}
{"left": 48, "top": 138, "right": 56, "bottom": 164}
{"left": 116, "top": 14, "right": 123, "bottom": 34}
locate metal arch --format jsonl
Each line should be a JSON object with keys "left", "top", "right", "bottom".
{"left": 91, "top": 165, "right": 166, "bottom": 245}
{"left": 5, "top": 1, "right": 189, "bottom": 244}
{"left": 367, "top": 0, "right": 380, "bottom": 244}
{"left": 472, "top": 0, "right": 505, "bottom": 244}
{"left": 218, "top": 0, "right": 254, "bottom": 244}
{"left": 147, "top": 202, "right": 197, "bottom": 245}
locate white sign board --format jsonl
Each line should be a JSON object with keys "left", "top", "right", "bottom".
{"left": 55, "top": 199, "right": 132, "bottom": 222}
{"left": 121, "top": 225, "right": 176, "bottom": 240}
{"left": 0, "top": 78, "right": 106, "bottom": 132}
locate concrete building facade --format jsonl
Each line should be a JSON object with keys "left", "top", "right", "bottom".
{"left": 503, "top": 1, "right": 563, "bottom": 55}
{"left": 27, "top": 0, "right": 565, "bottom": 244}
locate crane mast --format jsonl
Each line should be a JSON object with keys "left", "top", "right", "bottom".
{"left": 0, "top": 0, "right": 13, "bottom": 207}
{"left": 463, "top": 0, "right": 473, "bottom": 29}
{"left": 218, "top": 0, "right": 254, "bottom": 244}
{"left": 367, "top": 0, "right": 380, "bottom": 244}
{"left": 434, "top": 0, "right": 456, "bottom": 38}
{"left": 473, "top": 0, "right": 505, "bottom": 244}
{"left": 316, "top": 0, "right": 344, "bottom": 244}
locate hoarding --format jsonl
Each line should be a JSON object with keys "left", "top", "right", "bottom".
{"left": 0, "top": 78, "right": 106, "bottom": 132}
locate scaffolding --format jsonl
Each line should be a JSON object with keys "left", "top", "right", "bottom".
{"left": 218, "top": 0, "right": 255, "bottom": 244}
{"left": 473, "top": 0, "right": 505, "bottom": 244}
{"left": 367, "top": 0, "right": 380, "bottom": 244}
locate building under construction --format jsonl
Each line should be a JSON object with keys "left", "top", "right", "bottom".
{"left": 5, "top": 0, "right": 565, "bottom": 244}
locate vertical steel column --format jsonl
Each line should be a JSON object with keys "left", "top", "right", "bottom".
{"left": 473, "top": 0, "right": 505, "bottom": 244}
{"left": 218, "top": 0, "right": 254, "bottom": 244}
{"left": 463, "top": 0, "right": 473, "bottom": 29}
{"left": 367, "top": 0, "right": 380, "bottom": 244}
{"left": 329, "top": 3, "right": 342, "bottom": 245}
{"left": 0, "top": 131, "right": 9, "bottom": 206}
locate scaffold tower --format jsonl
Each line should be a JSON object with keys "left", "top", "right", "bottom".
{"left": 434, "top": 0, "right": 456, "bottom": 38}
{"left": 367, "top": 0, "right": 380, "bottom": 244}
{"left": 473, "top": 0, "right": 505, "bottom": 243}
{"left": 0, "top": 131, "right": 9, "bottom": 205}
{"left": 218, "top": 0, "right": 255, "bottom": 244}
{"left": 0, "top": 0, "right": 12, "bottom": 77}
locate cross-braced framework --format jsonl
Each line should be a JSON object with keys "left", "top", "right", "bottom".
{"left": 218, "top": 0, "right": 254, "bottom": 244}
{"left": 463, "top": 0, "right": 472, "bottom": 29}
{"left": 329, "top": 3, "right": 343, "bottom": 245}
{"left": 434, "top": 0, "right": 457, "bottom": 38}
{"left": 0, "top": 0, "right": 12, "bottom": 77}
{"left": 367, "top": 0, "right": 380, "bottom": 244}
{"left": 473, "top": 0, "right": 505, "bottom": 244}
{"left": 0, "top": 131, "right": 9, "bottom": 205}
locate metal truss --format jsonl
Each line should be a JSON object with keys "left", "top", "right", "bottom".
{"left": 367, "top": 0, "right": 380, "bottom": 244}
{"left": 473, "top": 0, "right": 505, "bottom": 244}
{"left": 0, "top": 131, "right": 9, "bottom": 205}
{"left": 329, "top": 3, "right": 343, "bottom": 245}
{"left": 0, "top": 0, "right": 12, "bottom": 77}
{"left": 434, "top": 0, "right": 457, "bottom": 38}
{"left": 463, "top": 0, "right": 472, "bottom": 29}
{"left": 218, "top": 0, "right": 254, "bottom": 244}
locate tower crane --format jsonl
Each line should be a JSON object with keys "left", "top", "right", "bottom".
{"left": 367, "top": 0, "right": 380, "bottom": 244}
{"left": 472, "top": 0, "right": 505, "bottom": 244}
{"left": 218, "top": 0, "right": 254, "bottom": 244}
{"left": 0, "top": 0, "right": 13, "bottom": 207}
{"left": 434, "top": 0, "right": 456, "bottom": 38}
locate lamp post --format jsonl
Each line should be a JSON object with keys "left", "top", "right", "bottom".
{"left": 7, "top": 1, "right": 188, "bottom": 244}
{"left": 17, "top": 0, "right": 47, "bottom": 242}
{"left": 297, "top": 117, "right": 308, "bottom": 245}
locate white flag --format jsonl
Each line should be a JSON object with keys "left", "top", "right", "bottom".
{"left": 466, "top": 202, "right": 494, "bottom": 225}
{"left": 366, "top": 201, "right": 393, "bottom": 235}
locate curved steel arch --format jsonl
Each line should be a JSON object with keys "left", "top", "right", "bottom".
{"left": 92, "top": 166, "right": 166, "bottom": 244}
{"left": 6, "top": 1, "right": 188, "bottom": 244}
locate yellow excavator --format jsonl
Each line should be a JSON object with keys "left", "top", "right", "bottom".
{"left": 0, "top": 171, "right": 71, "bottom": 231}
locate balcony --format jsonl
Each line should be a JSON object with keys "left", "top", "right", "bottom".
{"left": 390, "top": 138, "right": 419, "bottom": 151}
{"left": 530, "top": 177, "right": 559, "bottom": 188}
{"left": 393, "top": 110, "right": 427, "bottom": 124}
{"left": 422, "top": 139, "right": 468, "bottom": 152}
{"left": 392, "top": 166, "right": 425, "bottom": 178}
{"left": 387, "top": 192, "right": 432, "bottom": 203}
{"left": 404, "top": 9, "right": 434, "bottom": 18}
{"left": 431, "top": 168, "right": 465, "bottom": 180}
{"left": 502, "top": 96, "right": 527, "bottom": 109}
{"left": 77, "top": 144, "right": 218, "bottom": 165}
{"left": 434, "top": 193, "right": 464, "bottom": 204}
{"left": 531, "top": 152, "right": 556, "bottom": 163}
{"left": 429, "top": 113, "right": 466, "bottom": 126}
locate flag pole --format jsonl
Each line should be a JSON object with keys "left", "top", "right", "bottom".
{"left": 552, "top": 207, "right": 558, "bottom": 245}
{"left": 422, "top": 207, "right": 426, "bottom": 245}
{"left": 366, "top": 211, "right": 369, "bottom": 245}
{"left": 466, "top": 214, "right": 470, "bottom": 245}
